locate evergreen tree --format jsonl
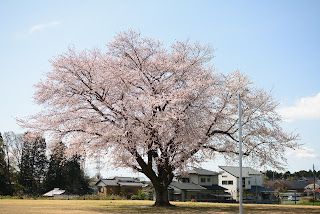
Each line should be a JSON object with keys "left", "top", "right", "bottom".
{"left": 0, "top": 133, "right": 8, "bottom": 194}
{"left": 0, "top": 132, "right": 14, "bottom": 195}
{"left": 43, "top": 142, "right": 67, "bottom": 191}
{"left": 19, "top": 134, "right": 48, "bottom": 195}
{"left": 64, "top": 155, "right": 91, "bottom": 195}
{"left": 44, "top": 143, "right": 91, "bottom": 195}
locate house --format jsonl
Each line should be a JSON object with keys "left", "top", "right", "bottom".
{"left": 284, "top": 181, "right": 308, "bottom": 193}
{"left": 219, "top": 166, "right": 274, "bottom": 202}
{"left": 168, "top": 181, "right": 207, "bottom": 201}
{"left": 298, "top": 176, "right": 320, "bottom": 184}
{"left": 168, "top": 168, "right": 231, "bottom": 202}
{"left": 96, "top": 176, "right": 144, "bottom": 199}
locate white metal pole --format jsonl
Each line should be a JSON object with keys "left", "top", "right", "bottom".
{"left": 238, "top": 93, "right": 243, "bottom": 214}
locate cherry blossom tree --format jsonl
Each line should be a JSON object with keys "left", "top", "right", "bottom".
{"left": 19, "top": 30, "right": 298, "bottom": 206}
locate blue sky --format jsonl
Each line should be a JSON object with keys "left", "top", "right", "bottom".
{"left": 1, "top": 0, "right": 319, "bottom": 177}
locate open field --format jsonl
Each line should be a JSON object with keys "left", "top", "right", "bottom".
{"left": 1, "top": 199, "right": 320, "bottom": 214}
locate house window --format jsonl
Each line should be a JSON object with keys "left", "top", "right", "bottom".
{"left": 179, "top": 178, "right": 189, "bottom": 183}
{"left": 248, "top": 180, "right": 250, "bottom": 185}
{"left": 222, "top": 180, "right": 233, "bottom": 185}
{"left": 242, "top": 178, "right": 245, "bottom": 187}
{"left": 207, "top": 178, "right": 211, "bottom": 182}
{"left": 200, "top": 178, "right": 206, "bottom": 183}
{"left": 125, "top": 188, "right": 133, "bottom": 192}
{"left": 98, "top": 187, "right": 104, "bottom": 193}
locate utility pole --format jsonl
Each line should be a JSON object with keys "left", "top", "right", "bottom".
{"left": 313, "top": 164, "right": 315, "bottom": 206}
{"left": 238, "top": 92, "right": 243, "bottom": 214}
{"left": 238, "top": 89, "right": 248, "bottom": 214}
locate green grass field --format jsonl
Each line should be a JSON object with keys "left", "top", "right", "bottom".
{"left": 1, "top": 199, "right": 320, "bottom": 214}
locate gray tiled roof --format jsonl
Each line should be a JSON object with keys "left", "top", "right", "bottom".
{"left": 169, "top": 182, "right": 207, "bottom": 190}
{"left": 188, "top": 168, "right": 219, "bottom": 176}
{"left": 108, "top": 176, "right": 136, "bottom": 182}
{"left": 97, "top": 177, "right": 144, "bottom": 187}
{"left": 285, "top": 180, "right": 308, "bottom": 189}
{"left": 219, "top": 166, "right": 261, "bottom": 178}
{"left": 100, "top": 179, "right": 118, "bottom": 186}
{"left": 118, "top": 182, "right": 144, "bottom": 187}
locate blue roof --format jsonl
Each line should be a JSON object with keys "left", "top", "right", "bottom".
{"left": 169, "top": 182, "right": 206, "bottom": 190}
{"left": 246, "top": 186, "right": 275, "bottom": 193}
{"left": 202, "top": 184, "right": 227, "bottom": 191}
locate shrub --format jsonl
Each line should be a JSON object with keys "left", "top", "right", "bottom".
{"left": 75, "top": 194, "right": 126, "bottom": 200}
{"left": 0, "top": 195, "right": 12, "bottom": 199}
{"left": 130, "top": 190, "right": 147, "bottom": 200}
{"left": 309, "top": 198, "right": 320, "bottom": 203}
{"left": 137, "top": 190, "right": 146, "bottom": 200}
{"left": 130, "top": 195, "right": 139, "bottom": 200}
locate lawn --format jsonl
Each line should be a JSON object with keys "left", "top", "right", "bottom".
{"left": 1, "top": 199, "right": 320, "bottom": 214}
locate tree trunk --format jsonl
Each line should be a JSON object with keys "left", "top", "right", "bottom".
{"left": 154, "top": 186, "right": 172, "bottom": 206}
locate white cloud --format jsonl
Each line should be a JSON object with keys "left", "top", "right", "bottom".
{"left": 277, "top": 93, "right": 320, "bottom": 122}
{"left": 286, "top": 147, "right": 318, "bottom": 159}
{"left": 29, "top": 21, "right": 60, "bottom": 34}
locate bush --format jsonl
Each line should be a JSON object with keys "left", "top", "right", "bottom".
{"left": 309, "top": 198, "right": 320, "bottom": 202}
{"left": 75, "top": 194, "right": 126, "bottom": 200}
{"left": 2, "top": 194, "right": 127, "bottom": 200}
{"left": 137, "top": 190, "right": 146, "bottom": 200}
{"left": 130, "top": 195, "right": 139, "bottom": 200}
{"left": 0, "top": 195, "right": 12, "bottom": 199}
{"left": 131, "top": 190, "right": 147, "bottom": 200}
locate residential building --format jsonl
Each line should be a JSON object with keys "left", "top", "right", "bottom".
{"left": 96, "top": 176, "right": 144, "bottom": 199}
{"left": 168, "top": 181, "right": 207, "bottom": 201}
{"left": 168, "top": 168, "right": 231, "bottom": 202}
{"left": 219, "top": 166, "right": 274, "bottom": 202}
{"left": 298, "top": 176, "right": 320, "bottom": 184}
{"left": 286, "top": 181, "right": 309, "bottom": 193}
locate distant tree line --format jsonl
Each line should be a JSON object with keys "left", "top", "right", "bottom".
{"left": 0, "top": 132, "right": 91, "bottom": 196}
{"left": 265, "top": 169, "right": 320, "bottom": 181}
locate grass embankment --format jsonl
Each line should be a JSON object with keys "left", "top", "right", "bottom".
{"left": 1, "top": 199, "right": 320, "bottom": 214}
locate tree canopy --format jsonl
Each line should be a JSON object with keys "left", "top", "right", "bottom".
{"left": 0, "top": 133, "right": 10, "bottom": 195}
{"left": 44, "top": 142, "right": 91, "bottom": 195}
{"left": 19, "top": 30, "right": 298, "bottom": 206}
{"left": 19, "top": 133, "right": 48, "bottom": 195}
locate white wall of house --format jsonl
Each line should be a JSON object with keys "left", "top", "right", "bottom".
{"left": 218, "top": 170, "right": 239, "bottom": 200}
{"left": 189, "top": 174, "right": 218, "bottom": 186}
{"left": 218, "top": 168, "right": 264, "bottom": 201}
{"left": 250, "top": 174, "right": 263, "bottom": 186}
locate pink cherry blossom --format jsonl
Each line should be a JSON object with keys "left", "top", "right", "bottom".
{"left": 18, "top": 30, "right": 298, "bottom": 206}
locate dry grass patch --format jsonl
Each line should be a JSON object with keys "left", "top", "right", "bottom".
{"left": 0, "top": 199, "right": 320, "bottom": 214}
